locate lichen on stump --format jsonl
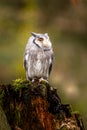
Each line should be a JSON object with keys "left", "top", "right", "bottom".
{"left": 0, "top": 79, "right": 85, "bottom": 130}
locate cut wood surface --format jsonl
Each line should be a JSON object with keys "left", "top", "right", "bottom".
{"left": 0, "top": 79, "right": 85, "bottom": 130}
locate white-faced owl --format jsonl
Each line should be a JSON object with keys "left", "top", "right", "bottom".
{"left": 24, "top": 32, "right": 54, "bottom": 81}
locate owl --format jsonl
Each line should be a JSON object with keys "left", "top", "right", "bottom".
{"left": 24, "top": 32, "right": 54, "bottom": 82}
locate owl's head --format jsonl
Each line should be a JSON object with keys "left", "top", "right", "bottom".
{"left": 30, "top": 32, "right": 52, "bottom": 50}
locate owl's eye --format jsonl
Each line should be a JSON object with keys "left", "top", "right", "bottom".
{"left": 38, "top": 37, "right": 44, "bottom": 41}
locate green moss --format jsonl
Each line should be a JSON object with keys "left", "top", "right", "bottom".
{"left": 13, "top": 78, "right": 30, "bottom": 91}
{"left": 72, "top": 111, "right": 80, "bottom": 115}
{"left": 60, "top": 126, "right": 67, "bottom": 130}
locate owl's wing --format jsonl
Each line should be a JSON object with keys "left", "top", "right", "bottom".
{"left": 24, "top": 50, "right": 29, "bottom": 71}
{"left": 49, "top": 53, "right": 54, "bottom": 75}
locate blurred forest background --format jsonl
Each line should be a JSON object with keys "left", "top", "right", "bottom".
{"left": 0, "top": 0, "right": 87, "bottom": 128}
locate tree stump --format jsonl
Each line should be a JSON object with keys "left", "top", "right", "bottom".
{"left": 0, "top": 79, "right": 85, "bottom": 130}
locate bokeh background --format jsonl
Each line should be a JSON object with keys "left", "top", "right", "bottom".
{"left": 0, "top": 0, "right": 87, "bottom": 128}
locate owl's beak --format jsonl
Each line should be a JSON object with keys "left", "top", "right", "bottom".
{"left": 43, "top": 39, "right": 49, "bottom": 47}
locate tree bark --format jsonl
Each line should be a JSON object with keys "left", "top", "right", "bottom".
{"left": 0, "top": 79, "right": 85, "bottom": 130}
{"left": 0, "top": 106, "right": 11, "bottom": 130}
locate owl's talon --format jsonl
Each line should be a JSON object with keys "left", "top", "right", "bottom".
{"left": 39, "top": 78, "right": 48, "bottom": 83}
{"left": 32, "top": 79, "right": 35, "bottom": 83}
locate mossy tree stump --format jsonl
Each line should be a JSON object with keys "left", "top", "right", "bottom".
{"left": 0, "top": 79, "right": 85, "bottom": 130}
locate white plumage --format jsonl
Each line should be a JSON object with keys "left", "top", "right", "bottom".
{"left": 24, "top": 32, "right": 54, "bottom": 81}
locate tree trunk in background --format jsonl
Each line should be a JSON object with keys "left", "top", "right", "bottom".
{"left": 0, "top": 79, "right": 85, "bottom": 130}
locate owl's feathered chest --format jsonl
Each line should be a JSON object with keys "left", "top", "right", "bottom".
{"left": 27, "top": 49, "right": 51, "bottom": 78}
{"left": 29, "top": 49, "right": 50, "bottom": 65}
